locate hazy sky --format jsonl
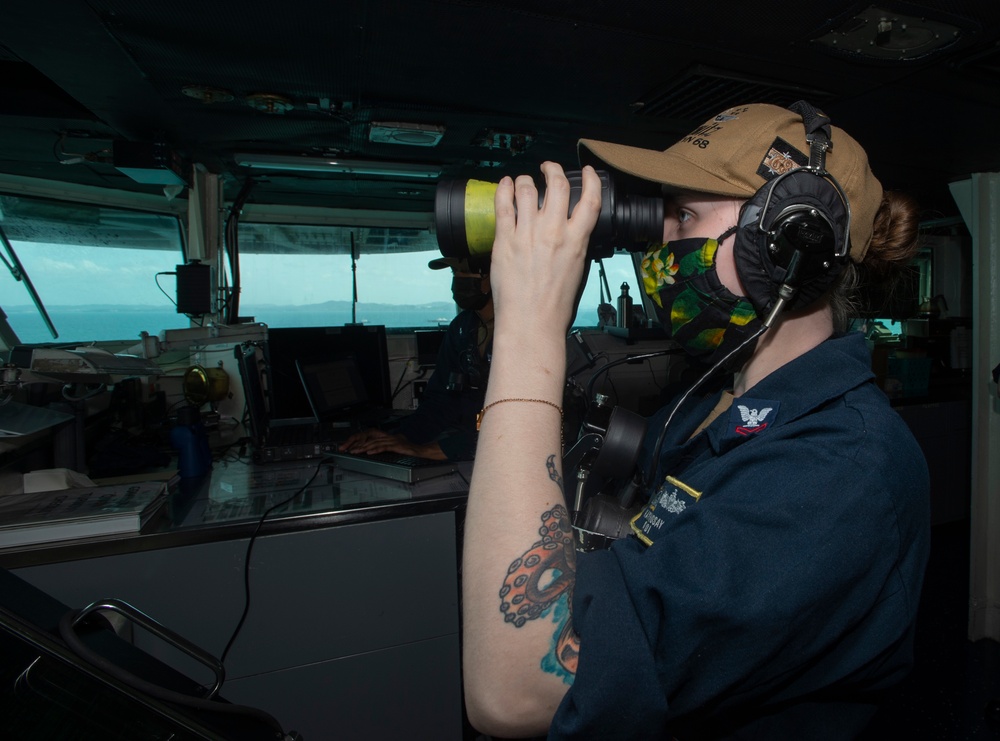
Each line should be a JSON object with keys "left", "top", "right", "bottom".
{"left": 2, "top": 240, "right": 640, "bottom": 310}
{"left": 1, "top": 242, "right": 456, "bottom": 306}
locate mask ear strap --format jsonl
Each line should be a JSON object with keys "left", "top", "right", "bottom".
{"left": 716, "top": 225, "right": 737, "bottom": 243}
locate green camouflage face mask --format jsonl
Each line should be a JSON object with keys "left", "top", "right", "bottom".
{"left": 641, "top": 237, "right": 762, "bottom": 368}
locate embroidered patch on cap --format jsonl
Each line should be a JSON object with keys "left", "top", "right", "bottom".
{"left": 630, "top": 476, "right": 702, "bottom": 546}
{"left": 756, "top": 137, "right": 808, "bottom": 181}
{"left": 729, "top": 398, "right": 780, "bottom": 436}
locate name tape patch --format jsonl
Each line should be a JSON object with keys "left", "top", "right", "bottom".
{"left": 630, "top": 476, "right": 702, "bottom": 546}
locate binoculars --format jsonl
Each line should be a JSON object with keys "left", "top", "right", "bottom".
{"left": 434, "top": 169, "right": 663, "bottom": 265}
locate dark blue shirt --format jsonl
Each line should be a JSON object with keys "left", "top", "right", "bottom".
{"left": 551, "top": 331, "right": 931, "bottom": 739}
{"left": 396, "top": 310, "right": 489, "bottom": 461}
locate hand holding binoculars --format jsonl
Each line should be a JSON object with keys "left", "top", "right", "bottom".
{"left": 434, "top": 169, "right": 663, "bottom": 266}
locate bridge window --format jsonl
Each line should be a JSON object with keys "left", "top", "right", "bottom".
{"left": 0, "top": 194, "right": 186, "bottom": 345}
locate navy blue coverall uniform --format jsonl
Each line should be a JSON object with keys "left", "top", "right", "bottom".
{"left": 396, "top": 310, "right": 489, "bottom": 461}
{"left": 550, "top": 331, "right": 931, "bottom": 740}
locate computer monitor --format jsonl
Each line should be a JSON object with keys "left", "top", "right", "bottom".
{"left": 414, "top": 329, "right": 446, "bottom": 369}
{"left": 265, "top": 325, "right": 392, "bottom": 419}
{"left": 296, "top": 355, "right": 370, "bottom": 420}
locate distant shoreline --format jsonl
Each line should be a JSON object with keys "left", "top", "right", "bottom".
{"left": 5, "top": 303, "right": 458, "bottom": 344}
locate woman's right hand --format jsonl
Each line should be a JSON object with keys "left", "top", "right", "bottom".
{"left": 489, "top": 163, "right": 603, "bottom": 339}
{"left": 461, "top": 163, "right": 603, "bottom": 737}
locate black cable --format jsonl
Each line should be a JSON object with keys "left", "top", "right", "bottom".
{"left": 646, "top": 355, "right": 667, "bottom": 391}
{"left": 155, "top": 264, "right": 207, "bottom": 321}
{"left": 584, "top": 349, "right": 678, "bottom": 404}
{"left": 390, "top": 359, "right": 422, "bottom": 401}
{"left": 603, "top": 375, "right": 620, "bottom": 407}
{"left": 153, "top": 271, "right": 178, "bottom": 306}
{"left": 220, "top": 459, "right": 324, "bottom": 666}
{"left": 642, "top": 324, "right": 770, "bottom": 489}
{"left": 567, "top": 345, "right": 607, "bottom": 381}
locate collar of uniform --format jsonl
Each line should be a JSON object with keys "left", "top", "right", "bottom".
{"left": 704, "top": 332, "right": 876, "bottom": 453}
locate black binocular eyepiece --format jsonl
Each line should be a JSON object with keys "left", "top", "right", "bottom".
{"left": 434, "top": 169, "right": 663, "bottom": 265}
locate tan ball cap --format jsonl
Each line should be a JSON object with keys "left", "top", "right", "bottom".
{"left": 579, "top": 103, "right": 883, "bottom": 261}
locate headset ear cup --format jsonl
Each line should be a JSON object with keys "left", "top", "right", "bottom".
{"left": 734, "top": 169, "right": 848, "bottom": 316}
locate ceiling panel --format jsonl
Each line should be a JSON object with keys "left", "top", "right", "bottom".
{"left": 0, "top": 0, "right": 997, "bottom": 219}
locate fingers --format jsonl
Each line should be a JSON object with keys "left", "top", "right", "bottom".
{"left": 571, "top": 165, "right": 603, "bottom": 236}
{"left": 341, "top": 428, "right": 390, "bottom": 452}
{"left": 493, "top": 175, "right": 516, "bottom": 246}
{"left": 355, "top": 440, "right": 391, "bottom": 455}
{"left": 346, "top": 432, "right": 407, "bottom": 456}
{"left": 489, "top": 163, "right": 602, "bottom": 332}
{"left": 538, "top": 161, "right": 571, "bottom": 221}
{"left": 356, "top": 441, "right": 402, "bottom": 456}
{"left": 493, "top": 163, "right": 601, "bottom": 255}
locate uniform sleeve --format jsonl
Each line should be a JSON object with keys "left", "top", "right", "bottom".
{"left": 550, "top": 428, "right": 928, "bottom": 739}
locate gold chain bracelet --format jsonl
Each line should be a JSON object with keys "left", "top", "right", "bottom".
{"left": 476, "top": 397, "right": 563, "bottom": 431}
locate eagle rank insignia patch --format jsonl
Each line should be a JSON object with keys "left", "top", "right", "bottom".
{"left": 630, "top": 476, "right": 702, "bottom": 546}
{"left": 729, "top": 397, "right": 780, "bottom": 437}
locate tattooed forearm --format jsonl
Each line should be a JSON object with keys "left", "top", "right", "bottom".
{"left": 498, "top": 504, "right": 580, "bottom": 676}
{"left": 546, "top": 454, "right": 563, "bottom": 492}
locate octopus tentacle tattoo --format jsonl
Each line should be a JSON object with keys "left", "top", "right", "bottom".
{"left": 498, "top": 502, "right": 580, "bottom": 675}
{"left": 546, "top": 454, "right": 563, "bottom": 491}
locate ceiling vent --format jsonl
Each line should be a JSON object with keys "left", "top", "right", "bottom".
{"left": 633, "top": 65, "right": 834, "bottom": 123}
{"left": 245, "top": 93, "right": 294, "bottom": 114}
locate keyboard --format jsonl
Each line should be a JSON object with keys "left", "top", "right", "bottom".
{"left": 325, "top": 450, "right": 467, "bottom": 484}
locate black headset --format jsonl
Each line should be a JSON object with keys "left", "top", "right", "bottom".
{"left": 733, "top": 100, "right": 853, "bottom": 325}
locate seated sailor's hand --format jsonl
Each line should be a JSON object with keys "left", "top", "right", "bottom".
{"left": 340, "top": 428, "right": 392, "bottom": 452}
{"left": 347, "top": 432, "right": 447, "bottom": 461}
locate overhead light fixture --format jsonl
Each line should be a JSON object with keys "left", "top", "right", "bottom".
{"left": 181, "top": 85, "right": 235, "bottom": 104}
{"left": 813, "top": 5, "right": 963, "bottom": 61}
{"left": 245, "top": 93, "right": 294, "bottom": 114}
{"left": 369, "top": 121, "right": 445, "bottom": 147}
{"left": 234, "top": 153, "right": 442, "bottom": 178}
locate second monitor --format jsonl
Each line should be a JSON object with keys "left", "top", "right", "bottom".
{"left": 265, "top": 325, "right": 392, "bottom": 421}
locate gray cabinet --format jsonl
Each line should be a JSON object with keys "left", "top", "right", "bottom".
{"left": 13, "top": 511, "right": 463, "bottom": 740}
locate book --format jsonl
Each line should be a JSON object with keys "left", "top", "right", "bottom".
{"left": 0, "top": 481, "right": 168, "bottom": 548}
{"left": 91, "top": 469, "right": 180, "bottom": 487}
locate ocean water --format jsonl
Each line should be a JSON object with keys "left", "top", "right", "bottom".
{"left": 5, "top": 303, "right": 458, "bottom": 345}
